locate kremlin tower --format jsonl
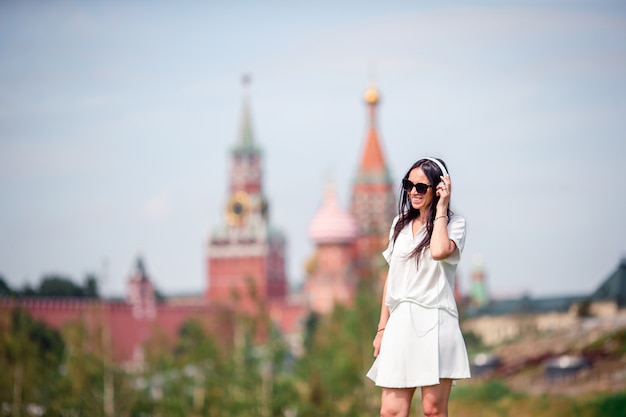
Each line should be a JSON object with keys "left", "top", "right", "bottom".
{"left": 306, "top": 184, "right": 358, "bottom": 314}
{"left": 469, "top": 254, "right": 490, "bottom": 307}
{"left": 350, "top": 83, "right": 396, "bottom": 279}
{"left": 126, "top": 257, "right": 156, "bottom": 319}
{"left": 206, "top": 77, "right": 288, "bottom": 313}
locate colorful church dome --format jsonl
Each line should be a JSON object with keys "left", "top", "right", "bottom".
{"left": 309, "top": 184, "right": 358, "bottom": 244}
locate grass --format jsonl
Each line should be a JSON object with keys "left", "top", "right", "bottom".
{"left": 446, "top": 381, "right": 626, "bottom": 417}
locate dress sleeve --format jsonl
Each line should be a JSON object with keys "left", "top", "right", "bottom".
{"left": 444, "top": 215, "right": 466, "bottom": 265}
{"left": 381, "top": 215, "right": 399, "bottom": 264}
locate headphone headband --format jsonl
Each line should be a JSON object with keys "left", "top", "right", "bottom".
{"left": 422, "top": 157, "right": 449, "bottom": 178}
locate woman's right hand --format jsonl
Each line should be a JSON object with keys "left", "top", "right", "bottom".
{"left": 373, "top": 330, "right": 384, "bottom": 357}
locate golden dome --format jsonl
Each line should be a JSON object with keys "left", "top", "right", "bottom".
{"left": 364, "top": 84, "right": 379, "bottom": 104}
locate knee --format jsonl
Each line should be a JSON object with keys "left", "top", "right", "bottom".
{"left": 422, "top": 400, "right": 447, "bottom": 417}
{"left": 380, "top": 404, "right": 408, "bottom": 417}
{"left": 380, "top": 387, "right": 415, "bottom": 417}
{"left": 380, "top": 406, "right": 401, "bottom": 417}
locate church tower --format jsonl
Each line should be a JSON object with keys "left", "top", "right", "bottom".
{"left": 206, "top": 77, "right": 287, "bottom": 312}
{"left": 306, "top": 184, "right": 358, "bottom": 314}
{"left": 350, "top": 83, "right": 396, "bottom": 279}
{"left": 126, "top": 256, "right": 156, "bottom": 319}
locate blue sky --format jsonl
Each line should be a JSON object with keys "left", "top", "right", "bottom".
{"left": 1, "top": 0, "right": 625, "bottom": 298}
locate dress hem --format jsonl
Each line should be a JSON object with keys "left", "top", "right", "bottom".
{"left": 369, "top": 375, "right": 471, "bottom": 389}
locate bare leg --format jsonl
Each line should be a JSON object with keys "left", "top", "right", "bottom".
{"left": 421, "top": 379, "right": 452, "bottom": 417}
{"left": 380, "top": 387, "right": 417, "bottom": 417}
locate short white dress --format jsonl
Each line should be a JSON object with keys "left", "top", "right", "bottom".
{"left": 366, "top": 214, "right": 471, "bottom": 388}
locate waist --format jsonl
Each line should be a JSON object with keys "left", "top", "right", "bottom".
{"left": 389, "top": 298, "right": 437, "bottom": 313}
{"left": 387, "top": 297, "right": 458, "bottom": 318}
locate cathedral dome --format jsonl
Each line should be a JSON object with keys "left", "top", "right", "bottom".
{"left": 309, "top": 185, "right": 358, "bottom": 244}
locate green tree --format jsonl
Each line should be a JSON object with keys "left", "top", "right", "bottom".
{"left": 138, "top": 317, "right": 236, "bottom": 417}
{"left": 38, "top": 275, "right": 85, "bottom": 297}
{"left": 56, "top": 306, "right": 137, "bottom": 417}
{"left": 136, "top": 285, "right": 298, "bottom": 417}
{"left": 20, "top": 284, "right": 36, "bottom": 297}
{"left": 56, "top": 319, "right": 107, "bottom": 416}
{"left": 83, "top": 273, "right": 100, "bottom": 298}
{"left": 294, "top": 280, "right": 382, "bottom": 417}
{"left": 0, "top": 276, "right": 15, "bottom": 296}
{"left": 0, "top": 309, "right": 65, "bottom": 417}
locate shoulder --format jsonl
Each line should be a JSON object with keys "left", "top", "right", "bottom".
{"left": 449, "top": 212, "right": 465, "bottom": 225}
{"left": 448, "top": 212, "right": 466, "bottom": 232}
{"left": 389, "top": 214, "right": 401, "bottom": 231}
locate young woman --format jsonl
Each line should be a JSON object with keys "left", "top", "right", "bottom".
{"left": 366, "top": 157, "right": 470, "bottom": 417}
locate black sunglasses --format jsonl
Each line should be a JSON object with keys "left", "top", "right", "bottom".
{"left": 402, "top": 179, "right": 432, "bottom": 195}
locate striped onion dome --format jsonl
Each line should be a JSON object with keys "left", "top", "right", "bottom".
{"left": 309, "top": 184, "right": 358, "bottom": 244}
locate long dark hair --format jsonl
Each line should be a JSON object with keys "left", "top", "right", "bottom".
{"left": 391, "top": 158, "right": 452, "bottom": 265}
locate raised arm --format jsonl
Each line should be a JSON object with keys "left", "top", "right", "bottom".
{"left": 430, "top": 175, "right": 457, "bottom": 260}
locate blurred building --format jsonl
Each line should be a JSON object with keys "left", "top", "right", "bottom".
{"left": 126, "top": 257, "right": 157, "bottom": 319}
{"left": 462, "top": 257, "right": 626, "bottom": 346}
{"left": 349, "top": 83, "right": 396, "bottom": 281}
{"left": 203, "top": 80, "right": 398, "bottom": 319}
{"left": 590, "top": 257, "right": 626, "bottom": 309}
{"left": 301, "top": 82, "right": 397, "bottom": 314}
{"left": 205, "top": 77, "right": 287, "bottom": 313}
{"left": 202, "top": 77, "right": 307, "bottom": 351}
{"left": 469, "top": 254, "right": 490, "bottom": 307}
{"left": 305, "top": 184, "right": 358, "bottom": 314}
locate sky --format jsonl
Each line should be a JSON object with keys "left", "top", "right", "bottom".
{"left": 1, "top": 0, "right": 625, "bottom": 299}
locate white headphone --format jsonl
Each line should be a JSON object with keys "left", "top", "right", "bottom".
{"left": 422, "top": 157, "right": 449, "bottom": 178}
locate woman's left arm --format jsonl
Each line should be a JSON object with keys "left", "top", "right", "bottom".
{"left": 430, "top": 175, "right": 457, "bottom": 260}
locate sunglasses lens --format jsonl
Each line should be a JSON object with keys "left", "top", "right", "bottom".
{"left": 403, "top": 179, "right": 430, "bottom": 195}
{"left": 415, "top": 184, "right": 429, "bottom": 195}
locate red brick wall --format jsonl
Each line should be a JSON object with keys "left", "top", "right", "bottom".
{"left": 207, "top": 256, "right": 267, "bottom": 312}
{"left": 0, "top": 299, "right": 234, "bottom": 363}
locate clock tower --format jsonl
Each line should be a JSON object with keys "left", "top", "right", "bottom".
{"left": 206, "top": 77, "right": 287, "bottom": 312}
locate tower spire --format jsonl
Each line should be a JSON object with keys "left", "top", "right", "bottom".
{"left": 358, "top": 82, "right": 388, "bottom": 179}
{"left": 236, "top": 74, "right": 256, "bottom": 151}
{"left": 350, "top": 80, "right": 396, "bottom": 280}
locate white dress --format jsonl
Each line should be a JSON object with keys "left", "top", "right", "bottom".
{"left": 366, "top": 214, "right": 471, "bottom": 388}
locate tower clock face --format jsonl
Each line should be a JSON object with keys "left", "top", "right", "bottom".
{"left": 225, "top": 191, "right": 250, "bottom": 226}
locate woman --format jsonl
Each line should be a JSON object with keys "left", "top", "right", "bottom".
{"left": 366, "top": 157, "right": 470, "bottom": 417}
